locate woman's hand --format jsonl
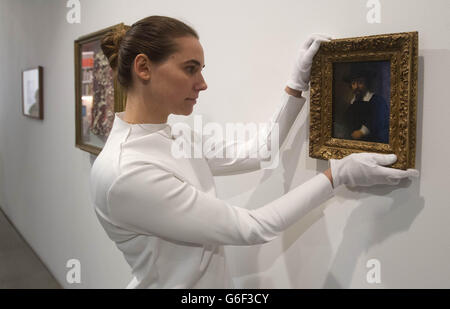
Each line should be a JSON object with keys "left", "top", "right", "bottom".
{"left": 329, "top": 153, "right": 419, "bottom": 188}
{"left": 286, "top": 34, "right": 332, "bottom": 92}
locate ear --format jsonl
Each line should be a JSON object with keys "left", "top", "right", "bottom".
{"left": 133, "top": 53, "right": 152, "bottom": 82}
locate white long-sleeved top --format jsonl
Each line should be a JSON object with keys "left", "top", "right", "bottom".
{"left": 90, "top": 92, "right": 334, "bottom": 289}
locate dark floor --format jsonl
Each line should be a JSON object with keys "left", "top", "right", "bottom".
{"left": 0, "top": 207, "right": 61, "bottom": 289}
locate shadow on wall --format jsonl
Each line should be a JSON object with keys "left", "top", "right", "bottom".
{"left": 231, "top": 97, "right": 318, "bottom": 288}
{"left": 90, "top": 154, "right": 97, "bottom": 166}
{"left": 0, "top": 152, "right": 4, "bottom": 208}
{"left": 323, "top": 181, "right": 425, "bottom": 288}
{"left": 233, "top": 54, "right": 426, "bottom": 288}
{"left": 323, "top": 55, "right": 426, "bottom": 288}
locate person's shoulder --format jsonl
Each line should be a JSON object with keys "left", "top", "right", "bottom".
{"left": 28, "top": 103, "right": 39, "bottom": 116}
{"left": 90, "top": 123, "right": 132, "bottom": 194}
{"left": 370, "top": 93, "right": 387, "bottom": 103}
{"left": 90, "top": 145, "right": 123, "bottom": 208}
{"left": 106, "top": 160, "right": 177, "bottom": 208}
{"left": 119, "top": 131, "right": 174, "bottom": 168}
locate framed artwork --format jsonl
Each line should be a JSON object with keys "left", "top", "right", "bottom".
{"left": 74, "top": 23, "right": 128, "bottom": 155}
{"left": 22, "top": 66, "right": 43, "bottom": 119}
{"left": 309, "top": 32, "right": 418, "bottom": 169}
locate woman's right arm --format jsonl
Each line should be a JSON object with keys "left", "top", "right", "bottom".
{"left": 106, "top": 153, "right": 418, "bottom": 246}
{"left": 106, "top": 163, "right": 334, "bottom": 246}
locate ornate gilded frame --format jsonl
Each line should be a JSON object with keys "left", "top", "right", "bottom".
{"left": 74, "top": 23, "right": 128, "bottom": 155}
{"left": 309, "top": 32, "right": 418, "bottom": 169}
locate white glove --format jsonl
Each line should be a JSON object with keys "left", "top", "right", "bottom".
{"left": 330, "top": 153, "right": 419, "bottom": 188}
{"left": 287, "top": 34, "right": 332, "bottom": 92}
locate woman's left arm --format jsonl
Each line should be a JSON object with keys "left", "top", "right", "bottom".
{"left": 203, "top": 34, "right": 331, "bottom": 176}
{"left": 203, "top": 89, "right": 306, "bottom": 176}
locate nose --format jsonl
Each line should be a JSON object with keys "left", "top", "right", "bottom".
{"left": 195, "top": 73, "right": 208, "bottom": 91}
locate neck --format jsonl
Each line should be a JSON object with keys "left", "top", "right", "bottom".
{"left": 355, "top": 90, "right": 368, "bottom": 101}
{"left": 123, "top": 89, "right": 168, "bottom": 124}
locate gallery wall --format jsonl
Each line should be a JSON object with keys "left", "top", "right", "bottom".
{"left": 0, "top": 0, "right": 449, "bottom": 288}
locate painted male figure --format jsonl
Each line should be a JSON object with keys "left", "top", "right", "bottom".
{"left": 345, "top": 68, "right": 390, "bottom": 144}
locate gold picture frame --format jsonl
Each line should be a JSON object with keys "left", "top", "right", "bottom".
{"left": 74, "top": 23, "right": 128, "bottom": 155}
{"left": 309, "top": 32, "right": 418, "bottom": 170}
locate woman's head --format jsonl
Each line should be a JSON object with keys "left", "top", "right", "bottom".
{"left": 101, "top": 16, "right": 207, "bottom": 117}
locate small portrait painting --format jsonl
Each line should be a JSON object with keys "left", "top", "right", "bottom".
{"left": 309, "top": 32, "right": 418, "bottom": 169}
{"left": 22, "top": 67, "right": 43, "bottom": 119}
{"left": 332, "top": 61, "right": 390, "bottom": 144}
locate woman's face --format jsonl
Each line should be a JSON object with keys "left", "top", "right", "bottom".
{"left": 145, "top": 36, "right": 208, "bottom": 116}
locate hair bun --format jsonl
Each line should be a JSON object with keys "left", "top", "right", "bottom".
{"left": 101, "top": 24, "right": 131, "bottom": 71}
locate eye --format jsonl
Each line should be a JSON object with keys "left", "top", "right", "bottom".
{"left": 186, "top": 66, "right": 197, "bottom": 74}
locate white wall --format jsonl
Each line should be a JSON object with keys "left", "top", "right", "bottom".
{"left": 0, "top": 0, "right": 449, "bottom": 288}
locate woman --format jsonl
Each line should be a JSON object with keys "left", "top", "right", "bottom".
{"left": 90, "top": 16, "right": 419, "bottom": 288}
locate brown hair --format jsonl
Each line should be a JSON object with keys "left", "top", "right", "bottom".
{"left": 101, "top": 16, "right": 199, "bottom": 89}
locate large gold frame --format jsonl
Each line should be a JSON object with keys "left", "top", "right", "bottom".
{"left": 74, "top": 23, "right": 128, "bottom": 155}
{"left": 309, "top": 32, "right": 418, "bottom": 169}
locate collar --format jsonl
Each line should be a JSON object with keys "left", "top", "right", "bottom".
{"left": 114, "top": 112, "right": 174, "bottom": 140}
{"left": 350, "top": 91, "right": 374, "bottom": 105}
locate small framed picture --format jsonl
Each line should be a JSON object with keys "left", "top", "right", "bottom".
{"left": 309, "top": 32, "right": 418, "bottom": 169}
{"left": 74, "top": 23, "right": 128, "bottom": 155}
{"left": 22, "top": 66, "right": 43, "bottom": 119}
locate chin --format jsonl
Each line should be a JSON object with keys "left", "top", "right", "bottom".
{"left": 175, "top": 108, "right": 194, "bottom": 116}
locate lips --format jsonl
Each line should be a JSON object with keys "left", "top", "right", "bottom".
{"left": 186, "top": 98, "right": 197, "bottom": 105}
{"left": 186, "top": 98, "right": 197, "bottom": 104}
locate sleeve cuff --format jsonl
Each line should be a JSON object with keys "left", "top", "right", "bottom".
{"left": 284, "top": 91, "right": 307, "bottom": 105}
{"left": 316, "top": 172, "right": 336, "bottom": 200}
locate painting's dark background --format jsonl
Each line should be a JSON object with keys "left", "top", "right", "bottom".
{"left": 332, "top": 60, "right": 391, "bottom": 140}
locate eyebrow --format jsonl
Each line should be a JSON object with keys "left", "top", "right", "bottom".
{"left": 183, "top": 59, "right": 205, "bottom": 68}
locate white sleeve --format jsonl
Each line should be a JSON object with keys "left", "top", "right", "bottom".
{"left": 204, "top": 92, "right": 306, "bottom": 176}
{"left": 107, "top": 164, "right": 334, "bottom": 246}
